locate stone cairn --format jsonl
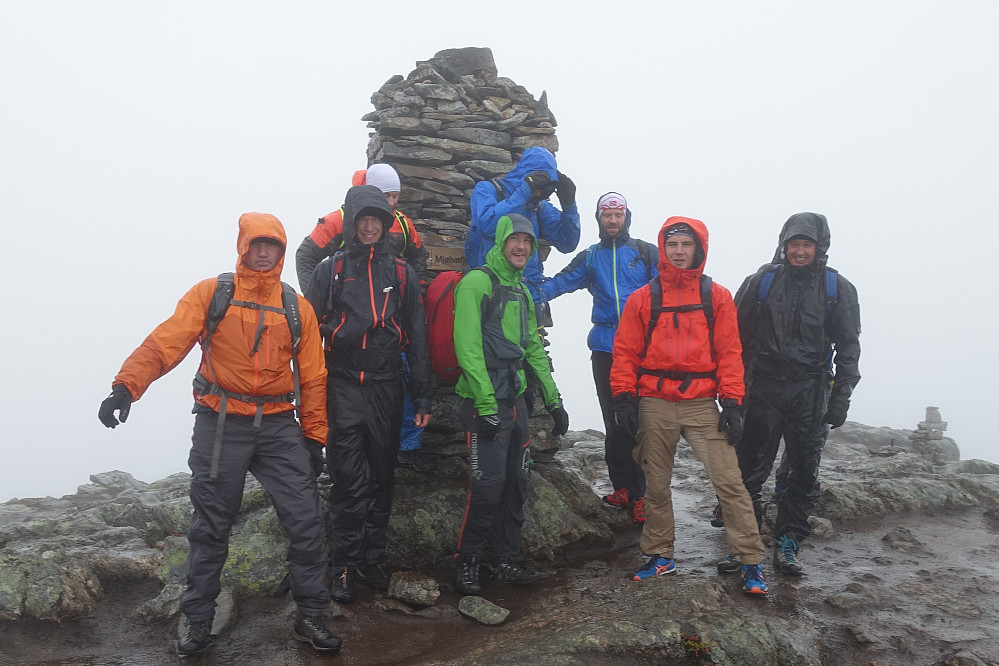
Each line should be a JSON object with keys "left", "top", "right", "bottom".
{"left": 361, "top": 47, "right": 559, "bottom": 274}
{"left": 910, "top": 406, "right": 948, "bottom": 459}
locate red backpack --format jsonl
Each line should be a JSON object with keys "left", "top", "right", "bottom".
{"left": 426, "top": 267, "right": 502, "bottom": 383}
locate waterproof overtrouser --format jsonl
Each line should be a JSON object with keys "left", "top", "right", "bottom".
{"left": 592, "top": 351, "right": 645, "bottom": 499}
{"left": 636, "top": 397, "right": 764, "bottom": 564}
{"left": 327, "top": 375, "right": 404, "bottom": 567}
{"left": 181, "top": 410, "right": 330, "bottom": 621}
{"left": 455, "top": 396, "right": 530, "bottom": 561}
{"left": 737, "top": 375, "right": 828, "bottom": 542}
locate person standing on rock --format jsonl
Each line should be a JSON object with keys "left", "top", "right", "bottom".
{"left": 730, "top": 212, "right": 861, "bottom": 576}
{"left": 296, "top": 163, "right": 435, "bottom": 473}
{"left": 97, "top": 213, "right": 342, "bottom": 655}
{"left": 452, "top": 213, "right": 570, "bottom": 595}
{"left": 308, "top": 185, "right": 433, "bottom": 604}
{"left": 610, "top": 217, "right": 768, "bottom": 596}
{"left": 541, "top": 192, "right": 657, "bottom": 524}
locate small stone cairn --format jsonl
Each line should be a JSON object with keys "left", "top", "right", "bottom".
{"left": 909, "top": 406, "right": 948, "bottom": 459}
{"left": 361, "top": 47, "right": 560, "bottom": 273}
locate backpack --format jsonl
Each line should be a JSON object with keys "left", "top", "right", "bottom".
{"left": 584, "top": 239, "right": 655, "bottom": 281}
{"left": 636, "top": 274, "right": 717, "bottom": 393}
{"left": 195, "top": 272, "right": 303, "bottom": 477}
{"left": 425, "top": 266, "right": 503, "bottom": 383}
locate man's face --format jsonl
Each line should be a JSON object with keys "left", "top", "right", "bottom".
{"left": 384, "top": 191, "right": 400, "bottom": 208}
{"left": 665, "top": 235, "right": 696, "bottom": 269}
{"left": 599, "top": 208, "right": 626, "bottom": 239}
{"left": 244, "top": 238, "right": 283, "bottom": 271}
{"left": 503, "top": 232, "right": 533, "bottom": 270}
{"left": 356, "top": 215, "right": 384, "bottom": 245}
{"left": 786, "top": 238, "right": 817, "bottom": 266}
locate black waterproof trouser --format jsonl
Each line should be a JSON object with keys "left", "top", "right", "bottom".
{"left": 327, "top": 375, "right": 404, "bottom": 568}
{"left": 182, "top": 410, "right": 330, "bottom": 621}
{"left": 736, "top": 374, "right": 829, "bottom": 542}
{"left": 455, "top": 396, "right": 530, "bottom": 561}
{"left": 592, "top": 351, "right": 646, "bottom": 499}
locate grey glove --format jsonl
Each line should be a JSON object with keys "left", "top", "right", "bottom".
{"left": 555, "top": 171, "right": 576, "bottom": 207}
{"left": 718, "top": 398, "right": 743, "bottom": 446}
{"left": 98, "top": 385, "right": 132, "bottom": 428}
{"left": 548, "top": 405, "right": 569, "bottom": 436}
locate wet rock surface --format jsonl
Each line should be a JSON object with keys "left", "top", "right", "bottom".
{"left": 1, "top": 422, "right": 998, "bottom": 664}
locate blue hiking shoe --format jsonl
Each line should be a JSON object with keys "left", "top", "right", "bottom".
{"left": 632, "top": 555, "right": 677, "bottom": 581}
{"left": 741, "top": 563, "right": 768, "bottom": 595}
{"left": 774, "top": 534, "right": 804, "bottom": 575}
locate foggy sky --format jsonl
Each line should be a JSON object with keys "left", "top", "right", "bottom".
{"left": 2, "top": 2, "right": 996, "bottom": 502}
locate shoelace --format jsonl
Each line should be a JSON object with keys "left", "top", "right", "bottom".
{"left": 780, "top": 538, "right": 798, "bottom": 561}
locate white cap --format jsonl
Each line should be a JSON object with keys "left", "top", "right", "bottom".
{"left": 364, "top": 163, "right": 401, "bottom": 193}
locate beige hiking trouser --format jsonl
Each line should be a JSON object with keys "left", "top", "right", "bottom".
{"left": 635, "top": 396, "right": 764, "bottom": 565}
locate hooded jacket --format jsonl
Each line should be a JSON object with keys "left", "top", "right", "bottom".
{"left": 734, "top": 212, "right": 861, "bottom": 411}
{"left": 308, "top": 185, "right": 432, "bottom": 413}
{"left": 610, "top": 216, "right": 744, "bottom": 403}
{"left": 541, "top": 195, "right": 658, "bottom": 353}
{"left": 112, "top": 213, "right": 328, "bottom": 443}
{"left": 454, "top": 214, "right": 562, "bottom": 416}
{"left": 465, "top": 147, "right": 581, "bottom": 299}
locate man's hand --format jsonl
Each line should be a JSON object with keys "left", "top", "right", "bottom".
{"left": 305, "top": 438, "right": 325, "bottom": 479}
{"left": 475, "top": 413, "right": 501, "bottom": 441}
{"left": 413, "top": 413, "right": 431, "bottom": 428}
{"left": 717, "top": 398, "right": 743, "bottom": 446}
{"left": 555, "top": 171, "right": 576, "bottom": 208}
{"left": 98, "top": 385, "right": 133, "bottom": 428}
{"left": 823, "top": 406, "right": 847, "bottom": 429}
{"left": 548, "top": 405, "right": 569, "bottom": 437}
{"left": 613, "top": 394, "right": 639, "bottom": 438}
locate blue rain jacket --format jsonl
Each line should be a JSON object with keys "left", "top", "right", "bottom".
{"left": 464, "top": 147, "right": 580, "bottom": 301}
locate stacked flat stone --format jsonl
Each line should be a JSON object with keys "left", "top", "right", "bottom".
{"left": 909, "top": 406, "right": 948, "bottom": 459}
{"left": 360, "top": 47, "right": 559, "bottom": 270}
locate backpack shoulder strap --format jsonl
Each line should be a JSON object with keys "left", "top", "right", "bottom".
{"left": 205, "top": 273, "right": 236, "bottom": 349}
{"left": 326, "top": 251, "right": 345, "bottom": 314}
{"left": 490, "top": 177, "right": 506, "bottom": 200}
{"left": 473, "top": 265, "right": 506, "bottom": 322}
{"left": 824, "top": 267, "right": 839, "bottom": 312}
{"left": 700, "top": 274, "right": 716, "bottom": 362}
{"left": 394, "top": 210, "right": 410, "bottom": 252}
{"left": 756, "top": 264, "right": 780, "bottom": 302}
{"left": 640, "top": 277, "right": 663, "bottom": 362}
{"left": 393, "top": 256, "right": 408, "bottom": 300}
{"left": 279, "top": 281, "right": 303, "bottom": 416}
{"left": 639, "top": 240, "right": 654, "bottom": 280}
{"left": 585, "top": 243, "right": 599, "bottom": 279}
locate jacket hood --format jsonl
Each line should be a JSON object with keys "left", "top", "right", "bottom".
{"left": 486, "top": 213, "right": 537, "bottom": 281}
{"left": 236, "top": 212, "right": 287, "bottom": 282}
{"left": 342, "top": 185, "right": 395, "bottom": 254}
{"left": 500, "top": 146, "right": 559, "bottom": 194}
{"left": 657, "top": 216, "right": 709, "bottom": 283}
{"left": 772, "top": 212, "right": 830, "bottom": 266}
{"left": 594, "top": 191, "right": 632, "bottom": 243}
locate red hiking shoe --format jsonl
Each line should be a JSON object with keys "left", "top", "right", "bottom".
{"left": 631, "top": 497, "right": 646, "bottom": 524}
{"left": 602, "top": 487, "right": 630, "bottom": 508}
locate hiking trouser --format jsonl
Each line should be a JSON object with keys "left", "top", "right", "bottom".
{"left": 592, "top": 351, "right": 645, "bottom": 499}
{"left": 455, "top": 396, "right": 530, "bottom": 561}
{"left": 636, "top": 397, "right": 764, "bottom": 565}
{"left": 327, "top": 375, "right": 404, "bottom": 567}
{"left": 737, "top": 375, "right": 828, "bottom": 542}
{"left": 181, "top": 410, "right": 330, "bottom": 621}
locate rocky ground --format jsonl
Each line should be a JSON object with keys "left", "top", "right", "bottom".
{"left": 1, "top": 423, "right": 997, "bottom": 665}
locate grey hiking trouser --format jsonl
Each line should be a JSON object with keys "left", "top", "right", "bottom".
{"left": 181, "top": 410, "right": 330, "bottom": 621}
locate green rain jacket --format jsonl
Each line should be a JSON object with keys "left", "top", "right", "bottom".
{"left": 454, "top": 214, "right": 562, "bottom": 416}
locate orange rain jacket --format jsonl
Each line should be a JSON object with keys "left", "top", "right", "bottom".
{"left": 112, "top": 213, "right": 329, "bottom": 443}
{"left": 610, "top": 216, "right": 744, "bottom": 404}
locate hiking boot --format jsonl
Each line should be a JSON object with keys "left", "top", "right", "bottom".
{"left": 177, "top": 618, "right": 211, "bottom": 656}
{"left": 397, "top": 449, "right": 437, "bottom": 472}
{"left": 330, "top": 566, "right": 355, "bottom": 603}
{"left": 603, "top": 487, "right": 630, "bottom": 508}
{"left": 357, "top": 563, "right": 391, "bottom": 591}
{"left": 293, "top": 613, "right": 343, "bottom": 652}
{"left": 484, "top": 558, "right": 541, "bottom": 585}
{"left": 716, "top": 553, "right": 741, "bottom": 574}
{"left": 741, "top": 563, "right": 768, "bottom": 595}
{"left": 632, "top": 555, "right": 676, "bottom": 581}
{"left": 455, "top": 555, "right": 481, "bottom": 595}
{"left": 631, "top": 497, "right": 647, "bottom": 524}
{"left": 710, "top": 502, "right": 725, "bottom": 528}
{"left": 774, "top": 534, "right": 804, "bottom": 576}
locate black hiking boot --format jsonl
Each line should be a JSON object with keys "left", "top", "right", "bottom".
{"left": 357, "top": 562, "right": 391, "bottom": 591}
{"left": 330, "top": 566, "right": 355, "bottom": 603}
{"left": 455, "top": 555, "right": 481, "bottom": 595}
{"left": 293, "top": 613, "right": 343, "bottom": 652}
{"left": 774, "top": 534, "right": 804, "bottom": 575}
{"left": 397, "top": 449, "right": 438, "bottom": 472}
{"left": 484, "top": 558, "right": 541, "bottom": 585}
{"left": 710, "top": 502, "right": 725, "bottom": 528}
{"left": 177, "top": 618, "right": 211, "bottom": 656}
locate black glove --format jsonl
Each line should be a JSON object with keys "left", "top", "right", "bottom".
{"left": 305, "top": 439, "right": 325, "bottom": 479}
{"left": 524, "top": 170, "right": 554, "bottom": 199}
{"left": 555, "top": 171, "right": 576, "bottom": 208}
{"left": 823, "top": 406, "right": 848, "bottom": 429}
{"left": 613, "top": 394, "right": 639, "bottom": 438}
{"left": 475, "top": 413, "right": 501, "bottom": 441}
{"left": 548, "top": 405, "right": 569, "bottom": 437}
{"left": 718, "top": 398, "right": 743, "bottom": 446}
{"left": 98, "top": 385, "right": 133, "bottom": 428}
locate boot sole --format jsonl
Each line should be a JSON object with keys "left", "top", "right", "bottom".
{"left": 293, "top": 631, "right": 342, "bottom": 652}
